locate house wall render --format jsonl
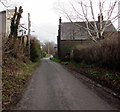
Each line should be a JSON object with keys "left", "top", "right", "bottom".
{"left": 60, "top": 40, "right": 91, "bottom": 60}
{"left": 0, "top": 9, "right": 15, "bottom": 38}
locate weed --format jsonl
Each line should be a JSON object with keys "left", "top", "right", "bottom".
{"left": 88, "top": 70, "right": 99, "bottom": 77}
{"left": 50, "top": 58, "right": 61, "bottom": 63}
{"left": 2, "top": 56, "right": 39, "bottom": 110}
{"left": 61, "top": 61, "right": 70, "bottom": 65}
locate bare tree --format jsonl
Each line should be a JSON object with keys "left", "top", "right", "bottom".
{"left": 10, "top": 6, "right": 23, "bottom": 37}
{"left": 57, "top": 0, "right": 120, "bottom": 41}
{"left": 42, "top": 41, "right": 56, "bottom": 55}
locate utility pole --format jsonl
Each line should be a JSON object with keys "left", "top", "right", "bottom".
{"left": 26, "top": 13, "right": 31, "bottom": 57}
{"left": 47, "top": 43, "right": 49, "bottom": 54}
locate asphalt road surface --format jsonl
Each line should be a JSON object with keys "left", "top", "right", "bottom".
{"left": 16, "top": 58, "right": 118, "bottom": 110}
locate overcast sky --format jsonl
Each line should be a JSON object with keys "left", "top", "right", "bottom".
{"left": 0, "top": 0, "right": 119, "bottom": 43}
{"left": 0, "top": 0, "right": 65, "bottom": 43}
{"left": 21, "top": 0, "right": 61, "bottom": 43}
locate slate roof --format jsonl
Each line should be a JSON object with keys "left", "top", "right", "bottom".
{"left": 60, "top": 21, "right": 116, "bottom": 40}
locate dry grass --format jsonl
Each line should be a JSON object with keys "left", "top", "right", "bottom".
{"left": 2, "top": 54, "right": 39, "bottom": 110}
{"left": 2, "top": 37, "right": 40, "bottom": 110}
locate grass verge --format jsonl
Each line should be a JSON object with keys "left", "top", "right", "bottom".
{"left": 2, "top": 56, "right": 40, "bottom": 110}
{"left": 50, "top": 57, "right": 70, "bottom": 65}
{"left": 50, "top": 58, "right": 120, "bottom": 96}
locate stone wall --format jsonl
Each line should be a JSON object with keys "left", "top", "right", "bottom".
{"left": 60, "top": 39, "right": 90, "bottom": 60}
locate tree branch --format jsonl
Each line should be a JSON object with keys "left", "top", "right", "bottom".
{"left": 0, "top": 0, "right": 11, "bottom": 8}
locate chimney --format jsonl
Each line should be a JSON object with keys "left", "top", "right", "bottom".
{"left": 59, "top": 17, "right": 62, "bottom": 25}
{"left": 98, "top": 13, "right": 103, "bottom": 23}
{"left": 98, "top": 14, "right": 100, "bottom": 23}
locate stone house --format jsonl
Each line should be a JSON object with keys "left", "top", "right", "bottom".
{"left": 57, "top": 16, "right": 116, "bottom": 60}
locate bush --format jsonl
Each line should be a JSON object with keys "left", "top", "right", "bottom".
{"left": 50, "top": 57, "right": 61, "bottom": 63}
{"left": 71, "top": 32, "right": 120, "bottom": 70}
{"left": 30, "top": 38, "right": 41, "bottom": 62}
{"left": 41, "top": 51, "right": 47, "bottom": 57}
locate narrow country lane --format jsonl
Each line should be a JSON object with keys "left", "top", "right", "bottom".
{"left": 16, "top": 58, "right": 117, "bottom": 110}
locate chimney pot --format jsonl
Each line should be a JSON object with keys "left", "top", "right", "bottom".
{"left": 98, "top": 13, "right": 103, "bottom": 23}
{"left": 98, "top": 14, "right": 100, "bottom": 23}
{"left": 59, "top": 17, "right": 62, "bottom": 25}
